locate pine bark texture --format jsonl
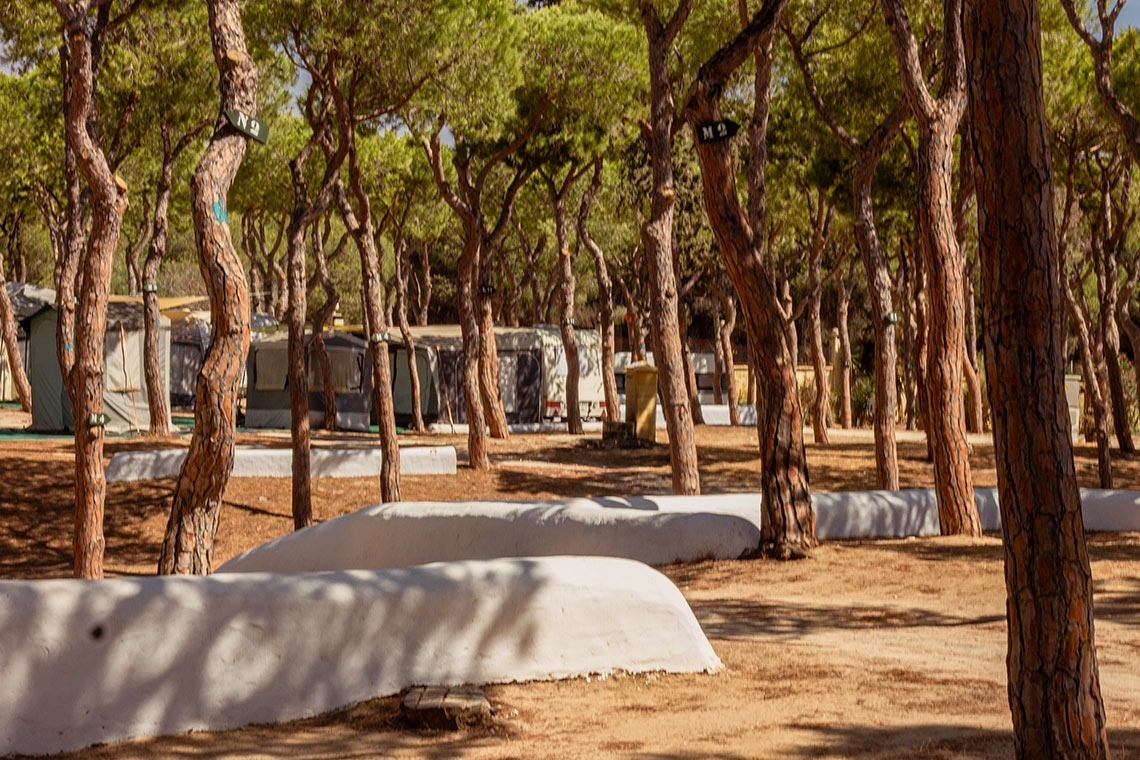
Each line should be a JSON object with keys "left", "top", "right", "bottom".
{"left": 56, "top": 4, "right": 129, "bottom": 579}
{"left": 343, "top": 154, "right": 400, "bottom": 503}
{"left": 579, "top": 160, "right": 621, "bottom": 425}
{"left": 881, "top": 0, "right": 979, "bottom": 533}
{"left": 142, "top": 126, "right": 201, "bottom": 438}
{"left": 547, "top": 171, "right": 582, "bottom": 435}
{"left": 159, "top": 0, "right": 257, "bottom": 575}
{"left": 683, "top": 0, "right": 815, "bottom": 553}
{"left": 640, "top": 1, "right": 700, "bottom": 496}
{"left": 965, "top": 0, "right": 1110, "bottom": 754}
{"left": 786, "top": 28, "right": 903, "bottom": 487}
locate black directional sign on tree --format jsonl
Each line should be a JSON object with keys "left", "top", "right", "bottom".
{"left": 225, "top": 109, "right": 269, "bottom": 144}
{"left": 696, "top": 119, "right": 740, "bottom": 144}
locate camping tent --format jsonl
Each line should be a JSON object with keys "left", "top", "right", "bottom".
{"left": 388, "top": 342, "right": 442, "bottom": 427}
{"left": 27, "top": 300, "right": 172, "bottom": 434}
{"left": 1, "top": 283, "right": 54, "bottom": 403}
{"left": 244, "top": 331, "right": 373, "bottom": 432}
{"left": 167, "top": 309, "right": 279, "bottom": 409}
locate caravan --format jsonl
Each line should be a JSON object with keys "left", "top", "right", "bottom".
{"left": 402, "top": 324, "right": 605, "bottom": 425}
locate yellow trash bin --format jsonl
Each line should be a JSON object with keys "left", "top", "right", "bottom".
{"left": 624, "top": 363, "right": 658, "bottom": 442}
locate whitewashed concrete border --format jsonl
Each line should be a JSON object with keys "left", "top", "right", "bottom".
{"left": 105, "top": 444, "right": 457, "bottom": 482}
{"left": 219, "top": 488, "right": 1139, "bottom": 575}
{"left": 0, "top": 557, "right": 719, "bottom": 756}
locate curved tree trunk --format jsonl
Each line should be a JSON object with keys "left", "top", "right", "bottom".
{"left": 159, "top": 0, "right": 257, "bottom": 575}
{"left": 804, "top": 201, "right": 832, "bottom": 445}
{"left": 141, "top": 125, "right": 203, "bottom": 439}
{"left": 56, "top": 5, "right": 131, "bottom": 579}
{"left": 641, "top": 1, "right": 700, "bottom": 495}
{"left": 682, "top": 0, "right": 815, "bottom": 554}
{"left": 965, "top": 0, "right": 1109, "bottom": 751}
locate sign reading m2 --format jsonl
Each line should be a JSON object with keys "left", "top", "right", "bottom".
{"left": 696, "top": 120, "right": 740, "bottom": 144}
{"left": 225, "top": 109, "right": 269, "bottom": 144}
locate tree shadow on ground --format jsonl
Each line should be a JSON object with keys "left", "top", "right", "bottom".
{"left": 783, "top": 723, "right": 1140, "bottom": 759}
{"left": 688, "top": 598, "right": 1005, "bottom": 641}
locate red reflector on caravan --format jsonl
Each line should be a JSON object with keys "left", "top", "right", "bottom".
{"left": 545, "top": 402, "right": 559, "bottom": 409}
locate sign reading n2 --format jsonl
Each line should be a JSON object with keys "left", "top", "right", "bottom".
{"left": 225, "top": 109, "right": 269, "bottom": 144}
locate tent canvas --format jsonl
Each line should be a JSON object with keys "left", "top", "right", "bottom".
{"left": 167, "top": 311, "right": 279, "bottom": 410}
{"left": 168, "top": 311, "right": 210, "bottom": 409}
{"left": 244, "top": 331, "right": 372, "bottom": 432}
{"left": 389, "top": 342, "right": 442, "bottom": 427}
{"left": 1, "top": 283, "right": 54, "bottom": 403}
{"left": 27, "top": 301, "right": 171, "bottom": 434}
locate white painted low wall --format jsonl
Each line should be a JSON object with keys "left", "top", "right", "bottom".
{"left": 220, "top": 488, "right": 1140, "bottom": 575}
{"left": 105, "top": 444, "right": 457, "bottom": 482}
{"left": 0, "top": 557, "right": 720, "bottom": 757}
{"left": 220, "top": 500, "right": 762, "bottom": 574}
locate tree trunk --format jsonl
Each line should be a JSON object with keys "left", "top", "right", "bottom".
{"left": 309, "top": 224, "right": 344, "bottom": 434}
{"left": 285, "top": 212, "right": 311, "bottom": 527}
{"left": 962, "top": 259, "right": 985, "bottom": 433}
{"left": 0, "top": 259, "right": 32, "bottom": 413}
{"left": 679, "top": 305, "right": 705, "bottom": 425}
{"left": 159, "top": 0, "right": 257, "bottom": 575}
{"left": 640, "top": 1, "right": 700, "bottom": 495}
{"left": 478, "top": 288, "right": 511, "bottom": 438}
{"left": 545, "top": 169, "right": 583, "bottom": 434}
{"left": 964, "top": 0, "right": 1110, "bottom": 752}
{"left": 913, "top": 125, "right": 979, "bottom": 533}
{"left": 579, "top": 159, "right": 621, "bottom": 424}
{"left": 341, "top": 163, "right": 401, "bottom": 503}
{"left": 804, "top": 197, "right": 832, "bottom": 444}
{"left": 1099, "top": 252, "right": 1134, "bottom": 453}
{"left": 56, "top": 5, "right": 130, "bottom": 580}
{"left": 1065, "top": 282, "right": 1114, "bottom": 488}
{"left": 415, "top": 242, "right": 432, "bottom": 326}
{"left": 142, "top": 127, "right": 197, "bottom": 439}
{"left": 882, "top": 0, "right": 979, "bottom": 535}
{"left": 717, "top": 289, "right": 740, "bottom": 425}
{"left": 395, "top": 230, "right": 425, "bottom": 433}
{"left": 683, "top": 0, "right": 815, "bottom": 554}
{"left": 712, "top": 296, "right": 725, "bottom": 406}
{"left": 458, "top": 228, "right": 490, "bottom": 468}
{"left": 835, "top": 260, "right": 854, "bottom": 429}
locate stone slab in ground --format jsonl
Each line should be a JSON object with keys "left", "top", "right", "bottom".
{"left": 401, "top": 686, "right": 492, "bottom": 730}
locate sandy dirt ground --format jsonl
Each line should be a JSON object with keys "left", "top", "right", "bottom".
{"left": 1, "top": 404, "right": 1139, "bottom": 759}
